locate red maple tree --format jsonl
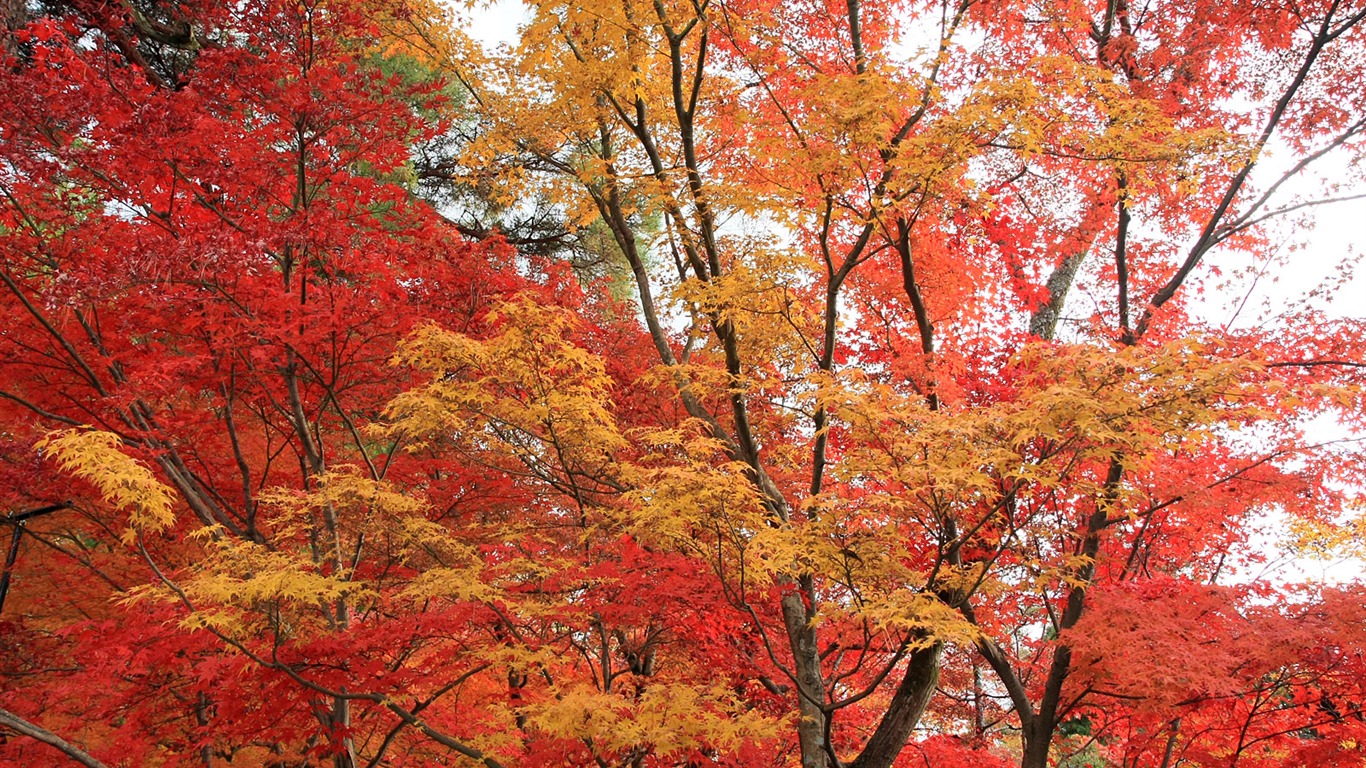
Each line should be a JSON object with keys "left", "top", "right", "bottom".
{"left": 1, "top": 0, "right": 1365, "bottom": 766}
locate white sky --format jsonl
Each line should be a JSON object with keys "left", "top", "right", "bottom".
{"left": 464, "top": 0, "right": 527, "bottom": 51}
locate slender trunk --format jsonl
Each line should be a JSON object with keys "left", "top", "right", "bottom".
{"left": 0, "top": 707, "right": 111, "bottom": 768}
{"left": 848, "top": 641, "right": 942, "bottom": 768}
{"left": 781, "top": 584, "right": 829, "bottom": 768}
{"left": 1020, "top": 461, "right": 1122, "bottom": 767}
{"left": 196, "top": 692, "right": 214, "bottom": 768}
{"left": 1158, "top": 719, "right": 1181, "bottom": 768}
{"left": 973, "top": 659, "right": 985, "bottom": 738}
{"left": 0, "top": 523, "right": 23, "bottom": 616}
{"left": 331, "top": 694, "right": 356, "bottom": 768}
{"left": 1030, "top": 250, "right": 1088, "bottom": 339}
{"left": 1, "top": 0, "right": 25, "bottom": 60}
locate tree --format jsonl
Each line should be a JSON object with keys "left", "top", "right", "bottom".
{"left": 444, "top": 0, "right": 1366, "bottom": 763}
{"left": 2, "top": 0, "right": 1365, "bottom": 766}
{"left": 0, "top": 1, "right": 555, "bottom": 764}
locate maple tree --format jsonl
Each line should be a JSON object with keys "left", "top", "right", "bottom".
{"left": 2, "top": 0, "right": 1366, "bottom": 767}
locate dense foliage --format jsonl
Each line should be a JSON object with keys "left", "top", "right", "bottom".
{"left": 2, "top": 0, "right": 1365, "bottom": 766}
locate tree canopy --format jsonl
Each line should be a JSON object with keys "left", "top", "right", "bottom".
{"left": 1, "top": 0, "right": 1365, "bottom": 766}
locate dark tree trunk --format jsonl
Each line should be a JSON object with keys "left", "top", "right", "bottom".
{"left": 848, "top": 641, "right": 942, "bottom": 768}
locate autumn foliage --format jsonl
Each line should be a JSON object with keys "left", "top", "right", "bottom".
{"left": 2, "top": 0, "right": 1366, "bottom": 766}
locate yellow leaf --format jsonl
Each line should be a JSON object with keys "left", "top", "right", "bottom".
{"left": 38, "top": 429, "right": 176, "bottom": 541}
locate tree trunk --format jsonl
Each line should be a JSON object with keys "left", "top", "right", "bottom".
{"left": 1020, "top": 720, "right": 1055, "bottom": 768}
{"left": 848, "top": 641, "right": 942, "bottom": 768}
{"left": 1, "top": 0, "right": 25, "bottom": 59}
{"left": 0, "top": 707, "right": 111, "bottom": 768}
{"left": 781, "top": 586, "right": 829, "bottom": 768}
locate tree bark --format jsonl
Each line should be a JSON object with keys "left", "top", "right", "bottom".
{"left": 0, "top": 707, "right": 111, "bottom": 768}
{"left": 848, "top": 641, "right": 942, "bottom": 768}
{"left": 1029, "top": 250, "right": 1087, "bottom": 339}
{"left": 1, "top": 0, "right": 24, "bottom": 59}
{"left": 781, "top": 584, "right": 830, "bottom": 768}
